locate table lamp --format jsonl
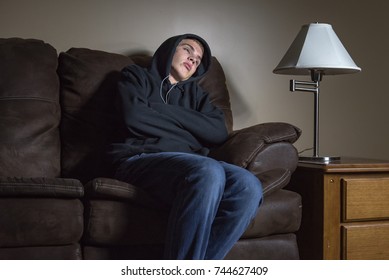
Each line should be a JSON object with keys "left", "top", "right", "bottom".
{"left": 273, "top": 22, "right": 361, "bottom": 162}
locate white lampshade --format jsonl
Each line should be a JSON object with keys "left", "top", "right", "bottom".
{"left": 273, "top": 23, "right": 361, "bottom": 76}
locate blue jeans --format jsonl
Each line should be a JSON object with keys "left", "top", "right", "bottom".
{"left": 114, "top": 152, "right": 263, "bottom": 260}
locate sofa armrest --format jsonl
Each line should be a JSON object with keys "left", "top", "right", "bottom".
{"left": 209, "top": 122, "right": 301, "bottom": 169}
{"left": 209, "top": 122, "right": 301, "bottom": 195}
{"left": 0, "top": 177, "right": 83, "bottom": 198}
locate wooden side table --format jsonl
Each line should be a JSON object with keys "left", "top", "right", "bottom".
{"left": 287, "top": 157, "right": 389, "bottom": 259}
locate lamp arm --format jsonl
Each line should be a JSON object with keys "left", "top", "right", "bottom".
{"left": 290, "top": 80, "right": 319, "bottom": 93}
{"left": 289, "top": 78, "right": 320, "bottom": 158}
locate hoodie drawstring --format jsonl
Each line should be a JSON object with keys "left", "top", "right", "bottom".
{"left": 159, "top": 75, "right": 177, "bottom": 104}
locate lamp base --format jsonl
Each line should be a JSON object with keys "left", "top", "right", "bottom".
{"left": 299, "top": 155, "right": 341, "bottom": 163}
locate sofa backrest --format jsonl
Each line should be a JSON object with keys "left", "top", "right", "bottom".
{"left": 58, "top": 48, "right": 133, "bottom": 183}
{"left": 58, "top": 48, "right": 233, "bottom": 183}
{"left": 0, "top": 38, "right": 61, "bottom": 177}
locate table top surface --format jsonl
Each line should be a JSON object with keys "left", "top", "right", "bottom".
{"left": 298, "top": 157, "right": 389, "bottom": 173}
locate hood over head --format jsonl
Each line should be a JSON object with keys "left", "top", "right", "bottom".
{"left": 149, "top": 34, "right": 212, "bottom": 83}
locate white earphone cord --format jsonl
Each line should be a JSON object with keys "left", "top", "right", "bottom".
{"left": 159, "top": 75, "right": 177, "bottom": 104}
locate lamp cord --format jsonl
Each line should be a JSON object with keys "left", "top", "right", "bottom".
{"left": 298, "top": 147, "right": 314, "bottom": 154}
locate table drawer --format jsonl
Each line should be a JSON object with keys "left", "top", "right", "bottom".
{"left": 342, "top": 222, "right": 389, "bottom": 259}
{"left": 342, "top": 177, "right": 389, "bottom": 221}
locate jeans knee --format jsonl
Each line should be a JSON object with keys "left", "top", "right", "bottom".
{"left": 185, "top": 158, "right": 226, "bottom": 196}
{"left": 234, "top": 170, "right": 263, "bottom": 206}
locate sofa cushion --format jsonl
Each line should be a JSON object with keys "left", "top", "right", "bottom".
{"left": 242, "top": 189, "right": 302, "bottom": 238}
{"left": 0, "top": 197, "right": 83, "bottom": 247}
{"left": 85, "top": 185, "right": 302, "bottom": 246}
{"left": 85, "top": 170, "right": 290, "bottom": 205}
{"left": 58, "top": 48, "right": 133, "bottom": 183}
{"left": 198, "top": 57, "right": 233, "bottom": 133}
{"left": 83, "top": 244, "right": 164, "bottom": 260}
{"left": 83, "top": 199, "right": 168, "bottom": 246}
{"left": 225, "top": 234, "right": 299, "bottom": 260}
{"left": 0, "top": 244, "right": 82, "bottom": 260}
{"left": 0, "top": 38, "right": 60, "bottom": 177}
{"left": 85, "top": 177, "right": 161, "bottom": 208}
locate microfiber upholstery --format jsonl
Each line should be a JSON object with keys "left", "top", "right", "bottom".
{"left": 0, "top": 38, "right": 303, "bottom": 260}
{"left": 0, "top": 197, "right": 83, "bottom": 247}
{"left": 210, "top": 123, "right": 301, "bottom": 169}
{"left": 58, "top": 48, "right": 133, "bottom": 183}
{"left": 0, "top": 38, "right": 84, "bottom": 259}
{"left": 0, "top": 38, "right": 60, "bottom": 178}
{"left": 0, "top": 177, "right": 83, "bottom": 198}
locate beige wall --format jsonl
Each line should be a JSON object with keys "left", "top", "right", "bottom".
{"left": 1, "top": 0, "right": 388, "bottom": 160}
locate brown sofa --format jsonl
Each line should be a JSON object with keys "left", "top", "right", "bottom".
{"left": 0, "top": 38, "right": 302, "bottom": 260}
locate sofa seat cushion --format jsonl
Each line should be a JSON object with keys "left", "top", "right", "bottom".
{"left": 225, "top": 233, "right": 300, "bottom": 260}
{"left": 83, "top": 177, "right": 301, "bottom": 245}
{"left": 0, "top": 244, "right": 82, "bottom": 260}
{"left": 84, "top": 199, "right": 168, "bottom": 245}
{"left": 85, "top": 168, "right": 294, "bottom": 206}
{"left": 83, "top": 234, "right": 300, "bottom": 260}
{"left": 242, "top": 189, "right": 302, "bottom": 238}
{"left": 0, "top": 177, "right": 84, "bottom": 248}
{"left": 0, "top": 198, "right": 83, "bottom": 247}
{"left": 83, "top": 244, "right": 164, "bottom": 260}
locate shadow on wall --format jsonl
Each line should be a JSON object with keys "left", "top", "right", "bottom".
{"left": 226, "top": 78, "right": 252, "bottom": 128}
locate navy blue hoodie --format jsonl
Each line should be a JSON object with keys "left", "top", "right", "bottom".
{"left": 108, "top": 34, "right": 228, "bottom": 166}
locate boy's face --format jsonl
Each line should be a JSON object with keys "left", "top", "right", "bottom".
{"left": 169, "top": 39, "right": 204, "bottom": 84}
